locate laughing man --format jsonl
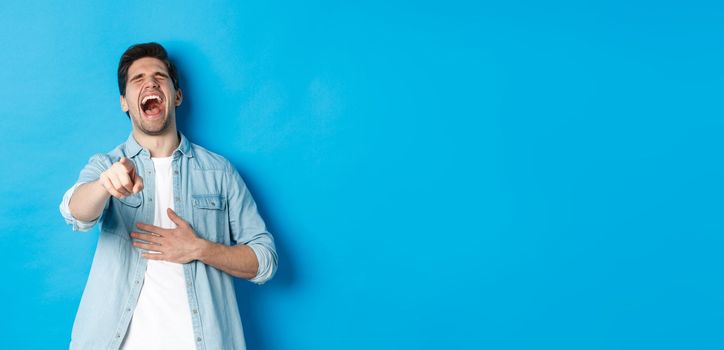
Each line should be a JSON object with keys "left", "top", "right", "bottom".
{"left": 60, "top": 42, "right": 277, "bottom": 350}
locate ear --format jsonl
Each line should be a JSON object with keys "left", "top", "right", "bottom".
{"left": 175, "top": 88, "right": 183, "bottom": 107}
{"left": 120, "top": 95, "right": 129, "bottom": 112}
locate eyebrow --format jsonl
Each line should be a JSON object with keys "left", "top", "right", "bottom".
{"left": 129, "top": 71, "right": 170, "bottom": 81}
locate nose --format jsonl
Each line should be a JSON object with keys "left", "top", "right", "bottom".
{"left": 144, "top": 76, "right": 160, "bottom": 89}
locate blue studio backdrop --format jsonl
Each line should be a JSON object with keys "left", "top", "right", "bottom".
{"left": 0, "top": 1, "right": 722, "bottom": 349}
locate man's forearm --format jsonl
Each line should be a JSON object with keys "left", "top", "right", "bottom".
{"left": 69, "top": 181, "right": 111, "bottom": 222}
{"left": 195, "top": 240, "right": 259, "bottom": 279}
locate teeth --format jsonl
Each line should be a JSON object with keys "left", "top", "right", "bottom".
{"left": 141, "top": 95, "right": 161, "bottom": 105}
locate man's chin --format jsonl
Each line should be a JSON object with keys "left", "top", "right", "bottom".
{"left": 134, "top": 115, "right": 170, "bottom": 136}
{"left": 140, "top": 123, "right": 170, "bottom": 136}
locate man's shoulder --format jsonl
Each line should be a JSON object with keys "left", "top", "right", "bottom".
{"left": 85, "top": 142, "right": 133, "bottom": 164}
{"left": 86, "top": 139, "right": 236, "bottom": 173}
{"left": 82, "top": 143, "right": 125, "bottom": 166}
{"left": 188, "top": 142, "right": 233, "bottom": 172}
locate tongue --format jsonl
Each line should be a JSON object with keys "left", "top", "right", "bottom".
{"left": 145, "top": 100, "right": 162, "bottom": 116}
{"left": 147, "top": 105, "right": 161, "bottom": 115}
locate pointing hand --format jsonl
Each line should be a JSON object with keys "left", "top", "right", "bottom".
{"left": 99, "top": 156, "right": 144, "bottom": 198}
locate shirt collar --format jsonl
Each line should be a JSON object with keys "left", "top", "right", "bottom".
{"left": 124, "top": 131, "right": 194, "bottom": 159}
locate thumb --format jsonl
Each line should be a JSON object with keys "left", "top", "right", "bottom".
{"left": 132, "top": 175, "right": 144, "bottom": 193}
{"left": 167, "top": 208, "right": 187, "bottom": 226}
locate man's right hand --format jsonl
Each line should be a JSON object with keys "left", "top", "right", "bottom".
{"left": 99, "top": 157, "right": 144, "bottom": 198}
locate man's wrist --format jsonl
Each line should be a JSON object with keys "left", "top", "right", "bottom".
{"left": 91, "top": 179, "right": 111, "bottom": 198}
{"left": 194, "top": 237, "right": 214, "bottom": 263}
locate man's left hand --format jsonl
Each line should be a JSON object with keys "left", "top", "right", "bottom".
{"left": 131, "top": 208, "right": 206, "bottom": 264}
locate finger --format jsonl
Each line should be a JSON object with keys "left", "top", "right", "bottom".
{"left": 132, "top": 175, "right": 144, "bottom": 193}
{"left": 133, "top": 241, "right": 162, "bottom": 251}
{"left": 136, "top": 223, "right": 169, "bottom": 235}
{"left": 100, "top": 174, "right": 126, "bottom": 198}
{"left": 104, "top": 185, "right": 125, "bottom": 198}
{"left": 166, "top": 208, "right": 188, "bottom": 227}
{"left": 119, "top": 156, "right": 136, "bottom": 173}
{"left": 130, "top": 231, "right": 162, "bottom": 244}
{"left": 116, "top": 170, "right": 135, "bottom": 194}
{"left": 141, "top": 252, "right": 165, "bottom": 260}
{"left": 107, "top": 173, "right": 131, "bottom": 196}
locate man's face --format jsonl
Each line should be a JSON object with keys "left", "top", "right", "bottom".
{"left": 120, "top": 57, "right": 182, "bottom": 136}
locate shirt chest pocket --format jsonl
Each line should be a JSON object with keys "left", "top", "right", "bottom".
{"left": 102, "top": 192, "right": 143, "bottom": 237}
{"left": 191, "top": 194, "right": 227, "bottom": 242}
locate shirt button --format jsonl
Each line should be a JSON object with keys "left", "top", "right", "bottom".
{"left": 211, "top": 202, "right": 215, "bottom": 206}
{"left": 174, "top": 170, "right": 179, "bottom": 175}
{"left": 135, "top": 280, "right": 139, "bottom": 284}
{"left": 126, "top": 308, "right": 131, "bottom": 312}
{"left": 192, "top": 309, "right": 198, "bottom": 314}
{"left": 175, "top": 197, "right": 180, "bottom": 201}
{"left": 116, "top": 333, "right": 121, "bottom": 338}
{"left": 149, "top": 198, "right": 153, "bottom": 202}
{"left": 196, "top": 337, "right": 202, "bottom": 342}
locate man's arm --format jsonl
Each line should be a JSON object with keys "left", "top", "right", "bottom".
{"left": 69, "top": 157, "right": 144, "bottom": 221}
{"left": 196, "top": 240, "right": 259, "bottom": 279}
{"left": 132, "top": 208, "right": 260, "bottom": 279}
{"left": 131, "top": 164, "right": 277, "bottom": 284}
{"left": 68, "top": 181, "right": 111, "bottom": 222}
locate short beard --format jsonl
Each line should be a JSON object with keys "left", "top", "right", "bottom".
{"left": 138, "top": 120, "right": 170, "bottom": 135}
{"left": 132, "top": 110, "right": 171, "bottom": 136}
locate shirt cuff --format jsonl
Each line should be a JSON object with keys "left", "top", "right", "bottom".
{"left": 248, "top": 243, "right": 277, "bottom": 285}
{"left": 59, "top": 182, "right": 100, "bottom": 232}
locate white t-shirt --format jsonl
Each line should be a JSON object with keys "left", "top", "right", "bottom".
{"left": 121, "top": 156, "right": 195, "bottom": 349}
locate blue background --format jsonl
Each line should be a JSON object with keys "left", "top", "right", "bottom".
{"left": 0, "top": 1, "right": 722, "bottom": 349}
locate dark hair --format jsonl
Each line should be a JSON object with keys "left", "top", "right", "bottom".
{"left": 117, "top": 42, "right": 179, "bottom": 96}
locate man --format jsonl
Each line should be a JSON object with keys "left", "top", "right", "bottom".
{"left": 59, "top": 42, "right": 277, "bottom": 350}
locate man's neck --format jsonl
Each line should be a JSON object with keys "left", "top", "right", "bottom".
{"left": 132, "top": 127, "right": 180, "bottom": 158}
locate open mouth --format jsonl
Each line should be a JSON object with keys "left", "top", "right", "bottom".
{"left": 140, "top": 94, "right": 164, "bottom": 118}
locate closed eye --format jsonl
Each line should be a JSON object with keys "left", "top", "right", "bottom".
{"left": 130, "top": 74, "right": 144, "bottom": 82}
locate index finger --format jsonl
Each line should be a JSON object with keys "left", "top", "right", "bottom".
{"left": 119, "top": 156, "right": 135, "bottom": 173}
{"left": 136, "top": 223, "right": 169, "bottom": 235}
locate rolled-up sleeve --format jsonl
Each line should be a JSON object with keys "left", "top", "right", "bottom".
{"left": 59, "top": 182, "right": 98, "bottom": 231}
{"left": 226, "top": 165, "right": 278, "bottom": 285}
{"left": 59, "top": 154, "right": 113, "bottom": 232}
